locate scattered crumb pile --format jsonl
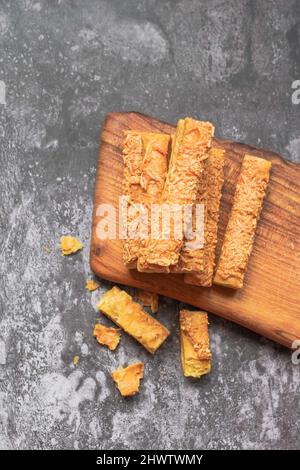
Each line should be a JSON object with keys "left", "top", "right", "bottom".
{"left": 60, "top": 230, "right": 212, "bottom": 396}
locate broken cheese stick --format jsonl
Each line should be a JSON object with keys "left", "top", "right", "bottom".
{"left": 112, "top": 362, "right": 144, "bottom": 397}
{"left": 214, "top": 154, "right": 271, "bottom": 289}
{"left": 137, "top": 118, "right": 214, "bottom": 273}
{"left": 122, "top": 132, "right": 170, "bottom": 268}
{"left": 137, "top": 289, "right": 159, "bottom": 313}
{"left": 180, "top": 309, "right": 211, "bottom": 378}
{"left": 184, "top": 148, "right": 225, "bottom": 284}
{"left": 97, "top": 287, "right": 169, "bottom": 353}
{"left": 93, "top": 323, "right": 121, "bottom": 351}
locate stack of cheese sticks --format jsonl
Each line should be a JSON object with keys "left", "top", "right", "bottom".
{"left": 122, "top": 117, "right": 272, "bottom": 290}
{"left": 94, "top": 116, "right": 272, "bottom": 394}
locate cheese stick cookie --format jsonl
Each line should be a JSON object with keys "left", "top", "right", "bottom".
{"left": 214, "top": 154, "right": 271, "bottom": 289}
{"left": 184, "top": 148, "right": 225, "bottom": 283}
{"left": 137, "top": 118, "right": 214, "bottom": 273}
{"left": 180, "top": 309, "right": 211, "bottom": 378}
{"left": 98, "top": 287, "right": 169, "bottom": 353}
{"left": 170, "top": 155, "right": 208, "bottom": 274}
{"left": 122, "top": 132, "right": 170, "bottom": 268}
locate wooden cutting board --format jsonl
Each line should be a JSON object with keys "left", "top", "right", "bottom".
{"left": 90, "top": 112, "right": 300, "bottom": 348}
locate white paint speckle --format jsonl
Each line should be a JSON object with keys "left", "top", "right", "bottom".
{"left": 0, "top": 80, "right": 6, "bottom": 105}
{"left": 0, "top": 13, "right": 9, "bottom": 36}
{"left": 74, "top": 331, "right": 83, "bottom": 346}
{"left": 0, "top": 338, "right": 6, "bottom": 365}
{"left": 81, "top": 343, "right": 89, "bottom": 357}
{"left": 286, "top": 137, "right": 300, "bottom": 162}
{"left": 32, "top": 3, "right": 42, "bottom": 12}
{"left": 95, "top": 370, "right": 110, "bottom": 402}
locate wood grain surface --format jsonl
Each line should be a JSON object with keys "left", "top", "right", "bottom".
{"left": 90, "top": 112, "right": 300, "bottom": 348}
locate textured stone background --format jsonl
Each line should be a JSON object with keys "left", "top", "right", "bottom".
{"left": 0, "top": 0, "right": 300, "bottom": 450}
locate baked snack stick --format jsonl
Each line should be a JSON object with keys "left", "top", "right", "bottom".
{"left": 184, "top": 148, "right": 225, "bottom": 283}
{"left": 97, "top": 287, "right": 169, "bottom": 353}
{"left": 137, "top": 118, "right": 214, "bottom": 273}
{"left": 179, "top": 309, "right": 211, "bottom": 378}
{"left": 122, "top": 132, "right": 170, "bottom": 268}
{"left": 214, "top": 154, "right": 271, "bottom": 289}
{"left": 171, "top": 154, "right": 208, "bottom": 273}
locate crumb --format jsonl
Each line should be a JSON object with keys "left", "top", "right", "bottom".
{"left": 137, "top": 289, "right": 159, "bottom": 313}
{"left": 93, "top": 323, "right": 121, "bottom": 351}
{"left": 60, "top": 236, "right": 83, "bottom": 256}
{"left": 111, "top": 362, "right": 144, "bottom": 397}
{"left": 86, "top": 279, "right": 100, "bottom": 292}
{"left": 73, "top": 355, "right": 79, "bottom": 366}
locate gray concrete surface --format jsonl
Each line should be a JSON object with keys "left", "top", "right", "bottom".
{"left": 0, "top": 0, "right": 300, "bottom": 450}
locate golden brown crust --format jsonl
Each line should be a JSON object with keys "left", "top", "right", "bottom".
{"left": 122, "top": 132, "right": 144, "bottom": 198}
{"left": 140, "top": 134, "right": 170, "bottom": 198}
{"left": 97, "top": 286, "right": 169, "bottom": 353}
{"left": 171, "top": 156, "right": 208, "bottom": 273}
{"left": 184, "top": 148, "right": 225, "bottom": 284}
{"left": 180, "top": 309, "right": 211, "bottom": 360}
{"left": 122, "top": 132, "right": 170, "bottom": 268}
{"left": 93, "top": 323, "right": 121, "bottom": 351}
{"left": 214, "top": 154, "right": 271, "bottom": 289}
{"left": 111, "top": 362, "right": 144, "bottom": 397}
{"left": 137, "top": 118, "right": 214, "bottom": 273}
{"left": 179, "top": 309, "right": 211, "bottom": 378}
{"left": 122, "top": 132, "right": 144, "bottom": 267}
